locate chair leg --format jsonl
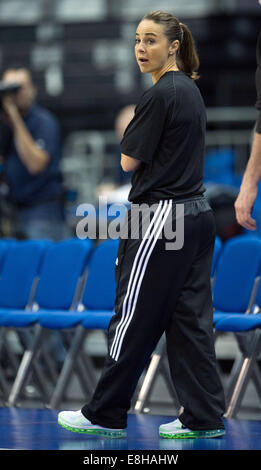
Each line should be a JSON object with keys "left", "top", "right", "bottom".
{"left": 41, "top": 344, "right": 59, "bottom": 384}
{"left": 17, "top": 328, "right": 51, "bottom": 402}
{"left": 1, "top": 327, "right": 49, "bottom": 403}
{"left": 0, "top": 363, "right": 9, "bottom": 401}
{"left": 225, "top": 330, "right": 261, "bottom": 418}
{"left": 134, "top": 353, "right": 162, "bottom": 412}
{"left": 49, "top": 325, "right": 87, "bottom": 409}
{"left": 225, "top": 356, "right": 261, "bottom": 405}
{"left": 79, "top": 352, "right": 97, "bottom": 384}
{"left": 252, "top": 363, "right": 261, "bottom": 401}
{"left": 225, "top": 351, "right": 245, "bottom": 403}
{"left": 213, "top": 330, "right": 226, "bottom": 379}
{"left": 0, "top": 328, "right": 21, "bottom": 378}
{"left": 60, "top": 330, "right": 96, "bottom": 399}
{"left": 6, "top": 333, "right": 21, "bottom": 368}
{"left": 0, "top": 327, "right": 5, "bottom": 354}
{"left": 75, "top": 355, "right": 96, "bottom": 396}
{"left": 7, "top": 325, "right": 45, "bottom": 406}
{"left": 226, "top": 332, "right": 261, "bottom": 404}
{"left": 31, "top": 361, "right": 51, "bottom": 404}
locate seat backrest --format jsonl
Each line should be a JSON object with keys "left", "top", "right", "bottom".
{"left": 0, "top": 240, "right": 9, "bottom": 274}
{"left": 253, "top": 275, "right": 261, "bottom": 310}
{"left": 211, "top": 236, "right": 222, "bottom": 278}
{"left": 212, "top": 237, "right": 261, "bottom": 312}
{"left": 204, "top": 148, "right": 235, "bottom": 185}
{"left": 81, "top": 239, "right": 119, "bottom": 310}
{"left": 35, "top": 238, "right": 93, "bottom": 309}
{"left": 0, "top": 240, "right": 47, "bottom": 308}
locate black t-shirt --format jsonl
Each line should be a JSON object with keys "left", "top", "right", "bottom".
{"left": 120, "top": 71, "right": 206, "bottom": 203}
{"left": 255, "top": 30, "right": 261, "bottom": 134}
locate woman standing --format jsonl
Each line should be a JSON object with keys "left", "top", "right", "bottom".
{"left": 58, "top": 10, "right": 226, "bottom": 439}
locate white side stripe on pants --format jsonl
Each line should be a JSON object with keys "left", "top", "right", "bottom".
{"left": 110, "top": 199, "right": 172, "bottom": 361}
{"left": 110, "top": 200, "right": 165, "bottom": 360}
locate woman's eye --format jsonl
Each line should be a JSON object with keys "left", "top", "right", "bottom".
{"left": 135, "top": 38, "right": 155, "bottom": 45}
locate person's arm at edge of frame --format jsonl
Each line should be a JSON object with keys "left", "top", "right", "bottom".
{"left": 2, "top": 95, "right": 49, "bottom": 175}
{"left": 234, "top": 127, "right": 261, "bottom": 231}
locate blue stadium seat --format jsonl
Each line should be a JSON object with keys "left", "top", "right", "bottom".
{"left": 37, "top": 238, "right": 118, "bottom": 330}
{"left": 48, "top": 238, "right": 119, "bottom": 408}
{"left": 211, "top": 236, "right": 222, "bottom": 280}
{"left": 215, "top": 313, "right": 261, "bottom": 333}
{"left": 0, "top": 239, "right": 93, "bottom": 327}
{"left": 0, "top": 239, "right": 48, "bottom": 400}
{"left": 0, "top": 239, "right": 9, "bottom": 273}
{"left": 212, "top": 237, "right": 261, "bottom": 326}
{"left": 5, "top": 238, "right": 93, "bottom": 406}
{"left": 0, "top": 240, "right": 48, "bottom": 318}
{"left": 204, "top": 148, "right": 236, "bottom": 186}
{"left": 213, "top": 240, "right": 261, "bottom": 418}
{"left": 214, "top": 310, "right": 261, "bottom": 418}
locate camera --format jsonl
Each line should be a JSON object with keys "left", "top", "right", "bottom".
{"left": 0, "top": 82, "right": 20, "bottom": 155}
{"left": 0, "top": 81, "right": 21, "bottom": 110}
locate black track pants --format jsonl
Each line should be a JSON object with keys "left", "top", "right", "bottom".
{"left": 82, "top": 197, "right": 226, "bottom": 430}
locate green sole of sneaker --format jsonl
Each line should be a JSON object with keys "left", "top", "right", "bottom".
{"left": 58, "top": 420, "right": 126, "bottom": 438}
{"left": 159, "top": 429, "right": 226, "bottom": 439}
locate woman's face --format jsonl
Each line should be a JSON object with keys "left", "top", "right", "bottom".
{"left": 135, "top": 19, "right": 178, "bottom": 74}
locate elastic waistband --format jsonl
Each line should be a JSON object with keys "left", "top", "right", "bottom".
{"left": 131, "top": 195, "right": 207, "bottom": 206}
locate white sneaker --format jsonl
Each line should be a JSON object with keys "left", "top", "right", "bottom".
{"left": 58, "top": 410, "right": 126, "bottom": 438}
{"left": 159, "top": 418, "right": 226, "bottom": 439}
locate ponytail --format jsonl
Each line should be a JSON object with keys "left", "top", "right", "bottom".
{"left": 143, "top": 11, "right": 200, "bottom": 80}
{"left": 178, "top": 23, "right": 199, "bottom": 80}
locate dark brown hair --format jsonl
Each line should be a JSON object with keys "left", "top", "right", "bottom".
{"left": 142, "top": 10, "right": 199, "bottom": 80}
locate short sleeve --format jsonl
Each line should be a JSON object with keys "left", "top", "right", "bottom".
{"left": 120, "top": 90, "right": 168, "bottom": 164}
{"left": 33, "top": 113, "right": 61, "bottom": 161}
{"left": 256, "top": 111, "right": 261, "bottom": 134}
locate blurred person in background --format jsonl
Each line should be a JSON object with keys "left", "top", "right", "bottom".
{"left": 0, "top": 67, "right": 69, "bottom": 240}
{"left": 234, "top": 0, "right": 261, "bottom": 231}
{"left": 96, "top": 104, "right": 135, "bottom": 203}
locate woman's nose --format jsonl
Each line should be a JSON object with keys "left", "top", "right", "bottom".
{"left": 137, "top": 41, "right": 146, "bottom": 53}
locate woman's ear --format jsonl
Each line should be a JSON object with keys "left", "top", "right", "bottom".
{"left": 169, "top": 39, "right": 180, "bottom": 56}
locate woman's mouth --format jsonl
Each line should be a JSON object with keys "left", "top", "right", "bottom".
{"left": 139, "top": 58, "right": 149, "bottom": 64}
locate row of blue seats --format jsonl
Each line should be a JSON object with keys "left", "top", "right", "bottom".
{"left": 212, "top": 235, "right": 261, "bottom": 329}
{"left": 0, "top": 238, "right": 119, "bottom": 407}
{"left": 136, "top": 235, "right": 261, "bottom": 417}
{"left": 0, "top": 238, "right": 117, "bottom": 326}
{"left": 1, "top": 235, "right": 261, "bottom": 416}
{"left": 0, "top": 234, "right": 258, "bottom": 331}
{"left": 204, "top": 148, "right": 241, "bottom": 187}
{"left": 211, "top": 235, "right": 261, "bottom": 418}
